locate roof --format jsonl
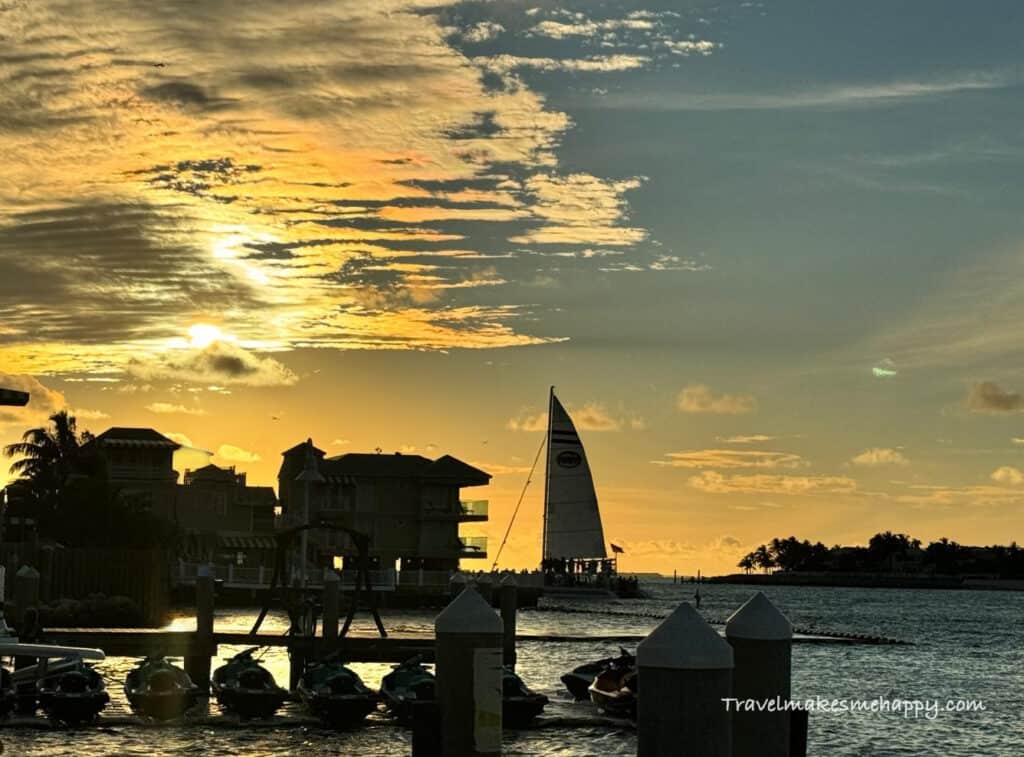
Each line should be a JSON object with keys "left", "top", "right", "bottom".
{"left": 185, "top": 464, "right": 237, "bottom": 483}
{"left": 281, "top": 439, "right": 325, "bottom": 457}
{"left": 89, "top": 427, "right": 181, "bottom": 450}
{"left": 320, "top": 452, "right": 490, "bottom": 485}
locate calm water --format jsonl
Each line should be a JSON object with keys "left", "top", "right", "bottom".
{"left": 2, "top": 580, "right": 1021, "bottom": 756}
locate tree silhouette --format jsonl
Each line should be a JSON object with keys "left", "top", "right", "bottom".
{"left": 4, "top": 410, "right": 93, "bottom": 527}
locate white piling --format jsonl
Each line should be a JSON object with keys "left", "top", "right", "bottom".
{"left": 726, "top": 592, "right": 793, "bottom": 757}
{"left": 435, "top": 586, "right": 503, "bottom": 755}
{"left": 637, "top": 602, "right": 733, "bottom": 757}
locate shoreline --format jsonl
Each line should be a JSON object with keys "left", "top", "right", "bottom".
{"left": 706, "top": 573, "right": 1024, "bottom": 592}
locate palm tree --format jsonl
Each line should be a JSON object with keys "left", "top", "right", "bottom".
{"left": 3, "top": 410, "right": 93, "bottom": 521}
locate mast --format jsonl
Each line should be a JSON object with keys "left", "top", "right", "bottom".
{"left": 541, "top": 385, "right": 554, "bottom": 564}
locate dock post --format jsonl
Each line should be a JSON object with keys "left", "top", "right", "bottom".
{"left": 13, "top": 565, "right": 41, "bottom": 714}
{"left": 726, "top": 592, "right": 793, "bottom": 757}
{"left": 323, "top": 568, "right": 340, "bottom": 643}
{"left": 13, "top": 564, "right": 39, "bottom": 629}
{"left": 185, "top": 564, "right": 215, "bottom": 693}
{"left": 499, "top": 574, "right": 517, "bottom": 671}
{"left": 637, "top": 602, "right": 733, "bottom": 757}
{"left": 435, "top": 587, "right": 503, "bottom": 756}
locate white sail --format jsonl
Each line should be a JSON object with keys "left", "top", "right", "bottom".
{"left": 543, "top": 390, "right": 607, "bottom": 560}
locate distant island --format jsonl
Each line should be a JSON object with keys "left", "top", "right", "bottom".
{"left": 713, "top": 532, "right": 1024, "bottom": 590}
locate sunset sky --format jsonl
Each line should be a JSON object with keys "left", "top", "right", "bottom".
{"left": 3, "top": 0, "right": 1024, "bottom": 574}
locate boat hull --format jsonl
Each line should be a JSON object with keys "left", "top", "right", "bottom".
{"left": 299, "top": 689, "right": 378, "bottom": 728}
{"left": 39, "top": 690, "right": 110, "bottom": 725}
{"left": 126, "top": 689, "right": 199, "bottom": 721}
{"left": 213, "top": 685, "right": 287, "bottom": 720}
{"left": 503, "top": 693, "right": 549, "bottom": 728}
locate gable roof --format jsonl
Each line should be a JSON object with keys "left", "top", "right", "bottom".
{"left": 320, "top": 452, "right": 490, "bottom": 485}
{"left": 89, "top": 427, "right": 181, "bottom": 450}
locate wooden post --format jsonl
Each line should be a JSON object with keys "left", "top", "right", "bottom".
{"left": 498, "top": 574, "right": 517, "bottom": 670}
{"left": 435, "top": 587, "right": 503, "bottom": 756}
{"left": 185, "top": 564, "right": 215, "bottom": 692}
{"left": 13, "top": 565, "right": 40, "bottom": 630}
{"left": 726, "top": 592, "right": 793, "bottom": 757}
{"left": 13, "top": 565, "right": 41, "bottom": 714}
{"left": 323, "top": 568, "right": 340, "bottom": 643}
{"left": 637, "top": 602, "right": 733, "bottom": 757}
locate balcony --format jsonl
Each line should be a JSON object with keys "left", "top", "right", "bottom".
{"left": 420, "top": 500, "right": 489, "bottom": 522}
{"left": 459, "top": 500, "right": 488, "bottom": 520}
{"left": 458, "top": 536, "right": 488, "bottom": 559}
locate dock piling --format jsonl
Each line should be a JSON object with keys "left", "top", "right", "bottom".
{"left": 322, "top": 568, "right": 340, "bottom": 643}
{"left": 636, "top": 601, "right": 733, "bottom": 757}
{"left": 726, "top": 592, "right": 793, "bottom": 757}
{"left": 435, "top": 586, "right": 503, "bottom": 756}
{"left": 13, "top": 564, "right": 39, "bottom": 629}
{"left": 184, "top": 564, "right": 215, "bottom": 692}
{"left": 498, "top": 574, "right": 517, "bottom": 670}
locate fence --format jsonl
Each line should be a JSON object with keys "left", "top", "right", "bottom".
{"left": 2, "top": 543, "right": 169, "bottom": 626}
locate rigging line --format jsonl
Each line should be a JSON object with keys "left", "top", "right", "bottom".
{"left": 491, "top": 432, "right": 547, "bottom": 572}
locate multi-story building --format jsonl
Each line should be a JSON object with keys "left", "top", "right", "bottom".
{"left": 74, "top": 427, "right": 277, "bottom": 566}
{"left": 79, "top": 427, "right": 181, "bottom": 520}
{"left": 277, "top": 440, "right": 490, "bottom": 572}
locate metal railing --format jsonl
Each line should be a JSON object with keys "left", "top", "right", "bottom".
{"left": 459, "top": 500, "right": 489, "bottom": 517}
{"left": 458, "top": 536, "right": 488, "bottom": 556}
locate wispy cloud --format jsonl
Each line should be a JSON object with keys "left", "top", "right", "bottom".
{"left": 677, "top": 384, "right": 756, "bottom": 415}
{"left": 146, "top": 402, "right": 208, "bottom": 416}
{"left": 216, "top": 444, "right": 260, "bottom": 463}
{"left": 689, "top": 471, "right": 857, "bottom": 495}
{"left": 506, "top": 401, "right": 642, "bottom": 433}
{"left": 655, "top": 449, "right": 806, "bottom": 469}
{"left": 991, "top": 466, "right": 1024, "bottom": 485}
{"left": 967, "top": 381, "right": 1024, "bottom": 414}
{"left": 851, "top": 448, "right": 909, "bottom": 467}
{"left": 597, "top": 73, "right": 1012, "bottom": 112}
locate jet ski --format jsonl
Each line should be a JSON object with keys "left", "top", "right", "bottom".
{"left": 560, "top": 648, "right": 635, "bottom": 700}
{"left": 502, "top": 667, "right": 548, "bottom": 728}
{"left": 212, "top": 647, "right": 288, "bottom": 720}
{"left": 298, "top": 657, "right": 378, "bottom": 728}
{"left": 124, "top": 656, "right": 199, "bottom": 721}
{"left": 37, "top": 657, "right": 110, "bottom": 725}
{"left": 380, "top": 656, "right": 435, "bottom": 723}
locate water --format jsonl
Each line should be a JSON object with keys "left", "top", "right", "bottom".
{"left": 2, "top": 580, "right": 1021, "bottom": 755}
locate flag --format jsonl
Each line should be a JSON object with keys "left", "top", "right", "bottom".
{"left": 610, "top": 543, "right": 624, "bottom": 554}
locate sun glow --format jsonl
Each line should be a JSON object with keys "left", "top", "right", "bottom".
{"left": 188, "top": 324, "right": 225, "bottom": 348}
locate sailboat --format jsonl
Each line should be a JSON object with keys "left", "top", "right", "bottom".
{"left": 541, "top": 388, "right": 638, "bottom": 598}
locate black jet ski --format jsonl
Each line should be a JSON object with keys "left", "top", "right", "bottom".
{"left": 124, "top": 656, "right": 199, "bottom": 721}
{"left": 212, "top": 647, "right": 287, "bottom": 720}
{"left": 503, "top": 667, "right": 548, "bottom": 728}
{"left": 298, "top": 657, "right": 378, "bottom": 728}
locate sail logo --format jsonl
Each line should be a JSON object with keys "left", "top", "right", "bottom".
{"left": 556, "top": 450, "right": 582, "bottom": 468}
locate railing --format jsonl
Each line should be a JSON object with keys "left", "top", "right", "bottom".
{"left": 338, "top": 569, "right": 397, "bottom": 591}
{"left": 459, "top": 500, "right": 489, "bottom": 518}
{"left": 458, "top": 536, "right": 488, "bottom": 557}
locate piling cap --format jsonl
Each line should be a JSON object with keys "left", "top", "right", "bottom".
{"left": 499, "top": 573, "right": 517, "bottom": 587}
{"left": 725, "top": 592, "right": 793, "bottom": 641}
{"left": 637, "top": 602, "right": 733, "bottom": 670}
{"left": 322, "top": 568, "right": 341, "bottom": 583}
{"left": 16, "top": 565, "right": 40, "bottom": 579}
{"left": 435, "top": 586, "right": 503, "bottom": 634}
{"left": 449, "top": 571, "right": 468, "bottom": 585}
